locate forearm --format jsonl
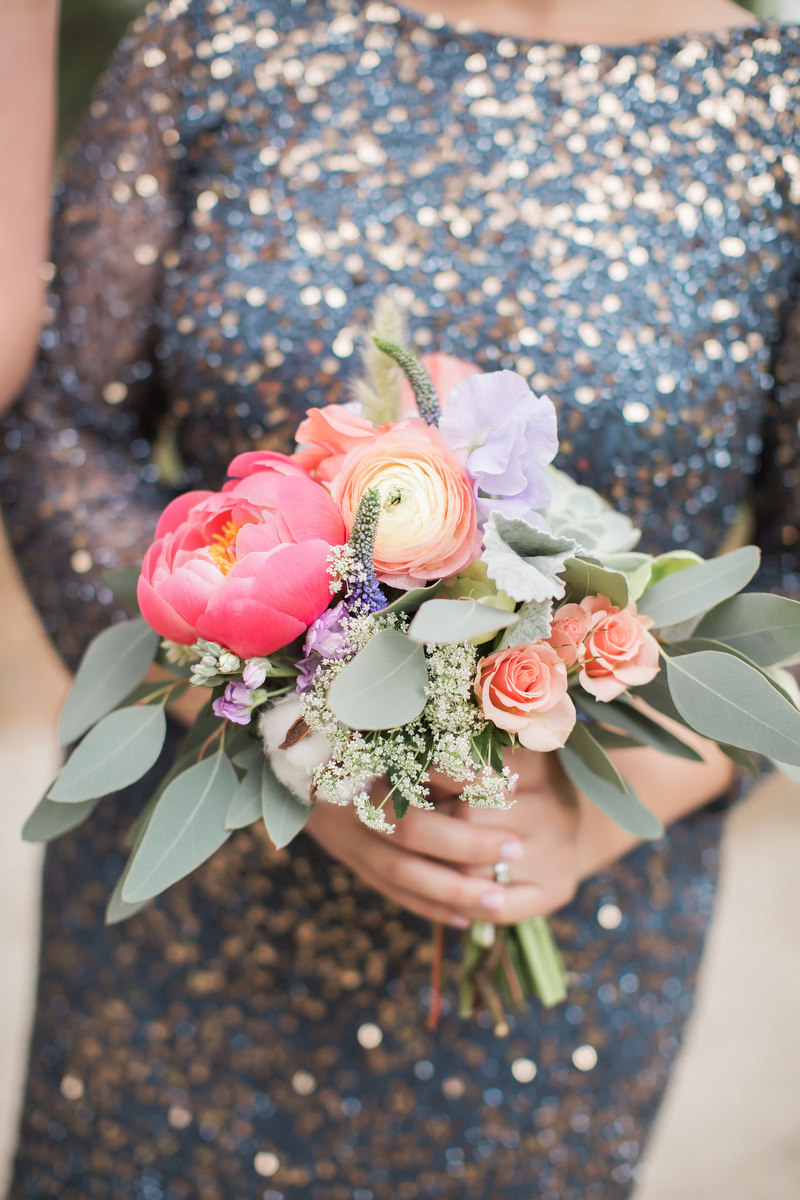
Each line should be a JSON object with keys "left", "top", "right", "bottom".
{"left": 574, "top": 716, "right": 734, "bottom": 880}
{"left": 0, "top": 0, "right": 59, "bottom": 411}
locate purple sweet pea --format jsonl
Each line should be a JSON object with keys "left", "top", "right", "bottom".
{"left": 303, "top": 600, "right": 349, "bottom": 658}
{"left": 213, "top": 681, "right": 261, "bottom": 725}
{"left": 242, "top": 660, "right": 267, "bottom": 689}
{"left": 439, "top": 370, "right": 558, "bottom": 519}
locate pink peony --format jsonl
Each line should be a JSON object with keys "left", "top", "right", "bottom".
{"left": 332, "top": 418, "right": 481, "bottom": 589}
{"left": 137, "top": 453, "right": 346, "bottom": 659}
{"left": 579, "top": 594, "right": 660, "bottom": 702}
{"left": 546, "top": 603, "right": 592, "bottom": 666}
{"left": 399, "top": 351, "right": 481, "bottom": 417}
{"left": 475, "top": 643, "right": 577, "bottom": 752}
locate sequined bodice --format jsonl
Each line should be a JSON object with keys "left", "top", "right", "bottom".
{"left": 4, "top": 3, "right": 800, "bottom": 662}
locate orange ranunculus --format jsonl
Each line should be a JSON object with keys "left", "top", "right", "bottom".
{"left": 332, "top": 418, "right": 481, "bottom": 589}
{"left": 475, "top": 642, "right": 577, "bottom": 752}
{"left": 293, "top": 404, "right": 384, "bottom": 483}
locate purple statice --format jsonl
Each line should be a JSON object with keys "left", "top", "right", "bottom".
{"left": 438, "top": 370, "right": 558, "bottom": 519}
{"left": 212, "top": 681, "right": 265, "bottom": 725}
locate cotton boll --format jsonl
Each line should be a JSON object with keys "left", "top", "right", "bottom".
{"left": 259, "top": 695, "right": 332, "bottom": 804}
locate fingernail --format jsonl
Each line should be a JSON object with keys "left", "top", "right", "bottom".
{"left": 450, "top": 915, "right": 470, "bottom": 929}
{"left": 481, "top": 891, "right": 505, "bottom": 911}
{"left": 500, "top": 841, "right": 523, "bottom": 861}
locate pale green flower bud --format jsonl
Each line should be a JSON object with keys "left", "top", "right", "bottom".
{"left": 218, "top": 652, "right": 241, "bottom": 673}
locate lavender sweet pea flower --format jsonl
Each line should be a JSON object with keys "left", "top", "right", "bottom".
{"left": 242, "top": 660, "right": 268, "bottom": 689}
{"left": 303, "top": 600, "right": 348, "bottom": 659}
{"left": 212, "top": 681, "right": 266, "bottom": 725}
{"left": 438, "top": 370, "right": 558, "bottom": 519}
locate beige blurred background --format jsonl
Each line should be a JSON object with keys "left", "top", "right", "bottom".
{"left": 2, "top": 0, "right": 800, "bottom": 1196}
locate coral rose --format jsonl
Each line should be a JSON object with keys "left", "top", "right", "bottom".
{"left": 475, "top": 643, "right": 577, "bottom": 752}
{"left": 578, "top": 594, "right": 660, "bottom": 702}
{"left": 546, "top": 603, "right": 592, "bottom": 666}
{"left": 332, "top": 418, "right": 481, "bottom": 589}
{"left": 137, "top": 453, "right": 346, "bottom": 658}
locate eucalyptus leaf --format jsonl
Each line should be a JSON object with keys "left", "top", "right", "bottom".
{"left": 49, "top": 706, "right": 167, "bottom": 803}
{"left": 602, "top": 552, "right": 654, "bottom": 602}
{"left": 408, "top": 598, "right": 518, "bottom": 645}
{"left": 226, "top": 755, "right": 266, "bottom": 829}
{"left": 107, "top": 790, "right": 157, "bottom": 924}
{"left": 105, "top": 872, "right": 152, "bottom": 925}
{"left": 665, "top": 651, "right": 800, "bottom": 766}
{"left": 647, "top": 550, "right": 703, "bottom": 587}
{"left": 629, "top": 672, "right": 694, "bottom": 731}
{"left": 262, "top": 758, "right": 313, "bottom": 848}
{"left": 574, "top": 692, "right": 703, "bottom": 762}
{"left": 694, "top": 593, "right": 800, "bottom": 668}
{"left": 122, "top": 749, "right": 236, "bottom": 903}
{"left": 376, "top": 580, "right": 443, "bottom": 615}
{"left": 22, "top": 793, "right": 101, "bottom": 843}
{"left": 637, "top": 545, "right": 760, "bottom": 628}
{"left": 664, "top": 637, "right": 796, "bottom": 705}
{"left": 718, "top": 743, "right": 759, "bottom": 774}
{"left": 560, "top": 557, "right": 628, "bottom": 609}
{"left": 481, "top": 512, "right": 578, "bottom": 604}
{"left": 586, "top": 726, "right": 644, "bottom": 751}
{"left": 771, "top": 758, "right": 800, "bottom": 785}
{"left": 102, "top": 566, "right": 142, "bottom": 613}
{"left": 500, "top": 599, "right": 553, "bottom": 649}
{"left": 557, "top": 741, "right": 663, "bottom": 838}
{"left": 565, "top": 721, "right": 628, "bottom": 793}
{"left": 59, "top": 617, "right": 160, "bottom": 746}
{"left": 327, "top": 629, "right": 429, "bottom": 730}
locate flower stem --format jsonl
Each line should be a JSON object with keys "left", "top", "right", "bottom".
{"left": 515, "top": 916, "right": 567, "bottom": 1008}
{"left": 197, "top": 720, "right": 227, "bottom": 762}
{"left": 426, "top": 923, "right": 445, "bottom": 1032}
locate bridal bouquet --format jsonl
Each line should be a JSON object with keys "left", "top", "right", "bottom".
{"left": 26, "top": 297, "right": 800, "bottom": 1032}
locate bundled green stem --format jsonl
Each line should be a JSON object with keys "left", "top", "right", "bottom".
{"left": 372, "top": 335, "right": 442, "bottom": 425}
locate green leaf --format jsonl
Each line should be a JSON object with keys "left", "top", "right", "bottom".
{"left": 629, "top": 672, "right": 694, "bottom": 731}
{"left": 565, "top": 721, "right": 627, "bottom": 793}
{"left": 22, "top": 792, "right": 101, "bottom": 843}
{"left": 376, "top": 580, "right": 443, "bottom": 615}
{"left": 262, "top": 758, "right": 313, "bottom": 848}
{"left": 499, "top": 599, "right": 552, "bottom": 650}
{"left": 226, "top": 753, "right": 265, "bottom": 829}
{"left": 59, "top": 617, "right": 160, "bottom": 746}
{"left": 407, "top": 597, "right": 518, "bottom": 645}
{"left": 647, "top": 550, "right": 703, "bottom": 587}
{"left": 481, "top": 512, "right": 578, "bottom": 603}
{"left": 154, "top": 644, "right": 196, "bottom": 679}
{"left": 664, "top": 637, "right": 797, "bottom": 705}
{"left": 637, "top": 545, "right": 760, "bottom": 628}
{"left": 665, "top": 651, "right": 800, "bottom": 766}
{"left": 574, "top": 692, "right": 703, "bottom": 762}
{"left": 102, "top": 566, "right": 142, "bottom": 612}
{"left": 694, "top": 593, "right": 800, "bottom": 668}
{"left": 122, "top": 749, "right": 236, "bottom": 903}
{"left": 602, "top": 552, "right": 654, "bottom": 602}
{"left": 719, "top": 743, "right": 759, "bottom": 775}
{"left": 557, "top": 741, "right": 663, "bottom": 838}
{"left": 49, "top": 706, "right": 167, "bottom": 803}
{"left": 771, "top": 758, "right": 800, "bottom": 785}
{"left": 559, "top": 557, "right": 628, "bottom": 609}
{"left": 584, "top": 725, "right": 644, "bottom": 751}
{"left": 327, "top": 629, "right": 429, "bottom": 730}
{"left": 106, "top": 790, "right": 157, "bottom": 925}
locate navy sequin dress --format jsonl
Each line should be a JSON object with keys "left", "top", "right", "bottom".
{"left": 4, "top": 4, "right": 800, "bottom": 1197}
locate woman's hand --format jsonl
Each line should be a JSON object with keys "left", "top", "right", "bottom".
{"left": 305, "top": 703, "right": 735, "bottom": 925}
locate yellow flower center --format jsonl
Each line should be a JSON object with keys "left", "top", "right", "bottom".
{"left": 208, "top": 519, "right": 241, "bottom": 576}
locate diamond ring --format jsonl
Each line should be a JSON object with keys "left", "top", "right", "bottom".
{"left": 494, "top": 861, "right": 512, "bottom": 885}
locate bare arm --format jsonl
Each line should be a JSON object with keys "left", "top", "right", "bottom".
{"left": 0, "top": 0, "right": 59, "bottom": 412}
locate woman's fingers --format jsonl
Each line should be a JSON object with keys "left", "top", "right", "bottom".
{"left": 386, "top": 803, "right": 524, "bottom": 866}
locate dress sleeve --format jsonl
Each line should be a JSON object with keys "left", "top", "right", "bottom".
{"left": 0, "top": 2, "right": 194, "bottom": 667}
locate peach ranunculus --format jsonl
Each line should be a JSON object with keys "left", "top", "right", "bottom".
{"left": 332, "top": 418, "right": 482, "bottom": 589}
{"left": 399, "top": 351, "right": 481, "bottom": 417}
{"left": 137, "top": 452, "right": 346, "bottom": 659}
{"left": 293, "top": 404, "right": 385, "bottom": 483}
{"left": 546, "top": 603, "right": 592, "bottom": 667}
{"left": 579, "top": 594, "right": 660, "bottom": 702}
{"left": 475, "top": 643, "right": 577, "bottom": 752}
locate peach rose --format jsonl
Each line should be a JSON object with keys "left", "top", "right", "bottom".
{"left": 332, "top": 418, "right": 481, "bottom": 589}
{"left": 579, "top": 594, "right": 660, "bottom": 702}
{"left": 399, "top": 351, "right": 481, "bottom": 417}
{"left": 475, "top": 643, "right": 577, "bottom": 752}
{"left": 546, "top": 603, "right": 592, "bottom": 666}
{"left": 294, "top": 404, "right": 385, "bottom": 483}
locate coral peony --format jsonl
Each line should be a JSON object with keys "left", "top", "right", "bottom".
{"left": 475, "top": 642, "right": 576, "bottom": 752}
{"left": 399, "top": 351, "right": 481, "bottom": 417}
{"left": 293, "top": 404, "right": 383, "bottom": 483}
{"left": 578, "top": 594, "right": 660, "bottom": 702}
{"left": 137, "top": 453, "right": 346, "bottom": 658}
{"left": 333, "top": 418, "right": 481, "bottom": 589}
